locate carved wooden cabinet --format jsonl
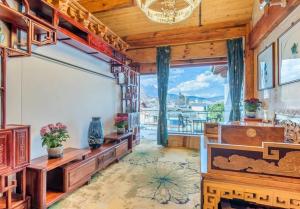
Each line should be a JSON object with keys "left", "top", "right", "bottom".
{"left": 0, "top": 125, "right": 30, "bottom": 173}
{"left": 202, "top": 141, "right": 300, "bottom": 209}
{"left": 0, "top": 125, "right": 30, "bottom": 209}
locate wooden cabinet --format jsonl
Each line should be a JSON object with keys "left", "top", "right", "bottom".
{"left": 27, "top": 136, "right": 134, "bottom": 209}
{"left": 0, "top": 126, "right": 30, "bottom": 173}
{"left": 0, "top": 126, "right": 30, "bottom": 209}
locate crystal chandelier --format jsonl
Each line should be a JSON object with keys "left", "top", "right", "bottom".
{"left": 136, "top": 0, "right": 201, "bottom": 24}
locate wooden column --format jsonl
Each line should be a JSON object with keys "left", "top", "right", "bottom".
{"left": 0, "top": 48, "right": 7, "bottom": 128}
{"left": 244, "top": 24, "right": 255, "bottom": 99}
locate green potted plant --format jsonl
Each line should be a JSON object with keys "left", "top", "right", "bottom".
{"left": 40, "top": 123, "right": 70, "bottom": 158}
{"left": 114, "top": 115, "right": 128, "bottom": 134}
{"left": 244, "top": 98, "right": 262, "bottom": 118}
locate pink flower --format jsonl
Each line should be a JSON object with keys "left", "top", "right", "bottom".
{"left": 40, "top": 126, "right": 50, "bottom": 136}
{"left": 48, "top": 124, "right": 55, "bottom": 130}
{"left": 56, "top": 122, "right": 67, "bottom": 130}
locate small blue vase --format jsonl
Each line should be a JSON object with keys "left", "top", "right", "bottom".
{"left": 88, "top": 117, "right": 104, "bottom": 149}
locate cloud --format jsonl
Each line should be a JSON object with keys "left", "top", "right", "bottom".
{"left": 141, "top": 75, "right": 158, "bottom": 88}
{"left": 168, "top": 71, "right": 225, "bottom": 97}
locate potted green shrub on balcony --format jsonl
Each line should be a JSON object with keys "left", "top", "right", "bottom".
{"left": 40, "top": 123, "right": 70, "bottom": 158}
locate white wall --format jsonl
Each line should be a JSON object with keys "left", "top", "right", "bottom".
{"left": 7, "top": 43, "right": 120, "bottom": 159}
{"left": 253, "top": 5, "right": 300, "bottom": 118}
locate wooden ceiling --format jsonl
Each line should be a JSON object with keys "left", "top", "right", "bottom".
{"left": 79, "top": 0, "right": 254, "bottom": 72}
{"left": 79, "top": 0, "right": 254, "bottom": 39}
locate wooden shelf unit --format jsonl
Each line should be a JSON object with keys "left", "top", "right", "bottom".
{"left": 0, "top": 125, "right": 31, "bottom": 209}
{"left": 112, "top": 63, "right": 141, "bottom": 145}
{"left": 27, "top": 136, "right": 133, "bottom": 209}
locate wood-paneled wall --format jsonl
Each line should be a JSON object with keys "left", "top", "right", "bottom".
{"left": 126, "top": 41, "right": 227, "bottom": 64}
{"left": 168, "top": 135, "right": 200, "bottom": 150}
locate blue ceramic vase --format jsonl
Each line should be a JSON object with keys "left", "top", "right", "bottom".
{"left": 88, "top": 117, "right": 104, "bottom": 149}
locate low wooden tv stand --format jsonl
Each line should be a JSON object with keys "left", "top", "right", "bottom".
{"left": 27, "top": 135, "right": 133, "bottom": 209}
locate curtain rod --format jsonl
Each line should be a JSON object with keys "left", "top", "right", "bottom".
{"left": 31, "top": 51, "right": 116, "bottom": 80}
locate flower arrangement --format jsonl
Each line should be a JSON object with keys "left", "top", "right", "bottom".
{"left": 114, "top": 116, "right": 128, "bottom": 129}
{"left": 244, "top": 98, "right": 262, "bottom": 112}
{"left": 40, "top": 123, "right": 70, "bottom": 149}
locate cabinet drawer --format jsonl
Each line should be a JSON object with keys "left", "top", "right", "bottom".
{"left": 116, "top": 140, "right": 128, "bottom": 159}
{"left": 13, "top": 128, "right": 30, "bottom": 169}
{"left": 102, "top": 148, "right": 116, "bottom": 168}
{"left": 64, "top": 158, "right": 97, "bottom": 192}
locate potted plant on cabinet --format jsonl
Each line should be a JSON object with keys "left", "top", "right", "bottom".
{"left": 40, "top": 123, "right": 70, "bottom": 158}
{"left": 114, "top": 115, "right": 128, "bottom": 134}
{"left": 244, "top": 98, "right": 262, "bottom": 118}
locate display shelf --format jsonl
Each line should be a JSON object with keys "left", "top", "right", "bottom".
{"left": 28, "top": 0, "right": 55, "bottom": 25}
{"left": 30, "top": 20, "right": 56, "bottom": 46}
{"left": 0, "top": 194, "right": 29, "bottom": 208}
{"left": 46, "top": 190, "right": 66, "bottom": 207}
{"left": 0, "top": 4, "right": 29, "bottom": 29}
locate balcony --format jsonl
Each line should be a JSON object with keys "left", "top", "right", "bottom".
{"left": 140, "top": 109, "right": 224, "bottom": 136}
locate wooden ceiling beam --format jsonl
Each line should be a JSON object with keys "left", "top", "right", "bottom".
{"left": 139, "top": 57, "right": 228, "bottom": 74}
{"left": 79, "top": 0, "right": 134, "bottom": 13}
{"left": 249, "top": 0, "right": 300, "bottom": 49}
{"left": 126, "top": 41, "right": 227, "bottom": 63}
{"left": 123, "top": 22, "right": 248, "bottom": 49}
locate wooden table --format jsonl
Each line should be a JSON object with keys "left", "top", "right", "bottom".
{"left": 219, "top": 121, "right": 285, "bottom": 146}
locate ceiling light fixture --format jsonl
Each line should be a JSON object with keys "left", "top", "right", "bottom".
{"left": 136, "top": 0, "right": 201, "bottom": 24}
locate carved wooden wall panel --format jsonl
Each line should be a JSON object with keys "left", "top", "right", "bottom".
{"left": 208, "top": 143, "right": 300, "bottom": 179}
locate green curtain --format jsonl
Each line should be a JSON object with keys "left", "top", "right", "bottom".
{"left": 227, "top": 38, "right": 244, "bottom": 121}
{"left": 156, "top": 46, "right": 171, "bottom": 146}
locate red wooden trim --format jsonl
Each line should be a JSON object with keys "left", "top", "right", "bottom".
{"left": 22, "top": 0, "right": 30, "bottom": 14}
{"left": 249, "top": 0, "right": 300, "bottom": 49}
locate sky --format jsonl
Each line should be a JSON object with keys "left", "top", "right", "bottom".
{"left": 141, "top": 66, "right": 226, "bottom": 99}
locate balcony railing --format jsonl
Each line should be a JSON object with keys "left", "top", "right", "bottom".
{"left": 140, "top": 109, "right": 224, "bottom": 135}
